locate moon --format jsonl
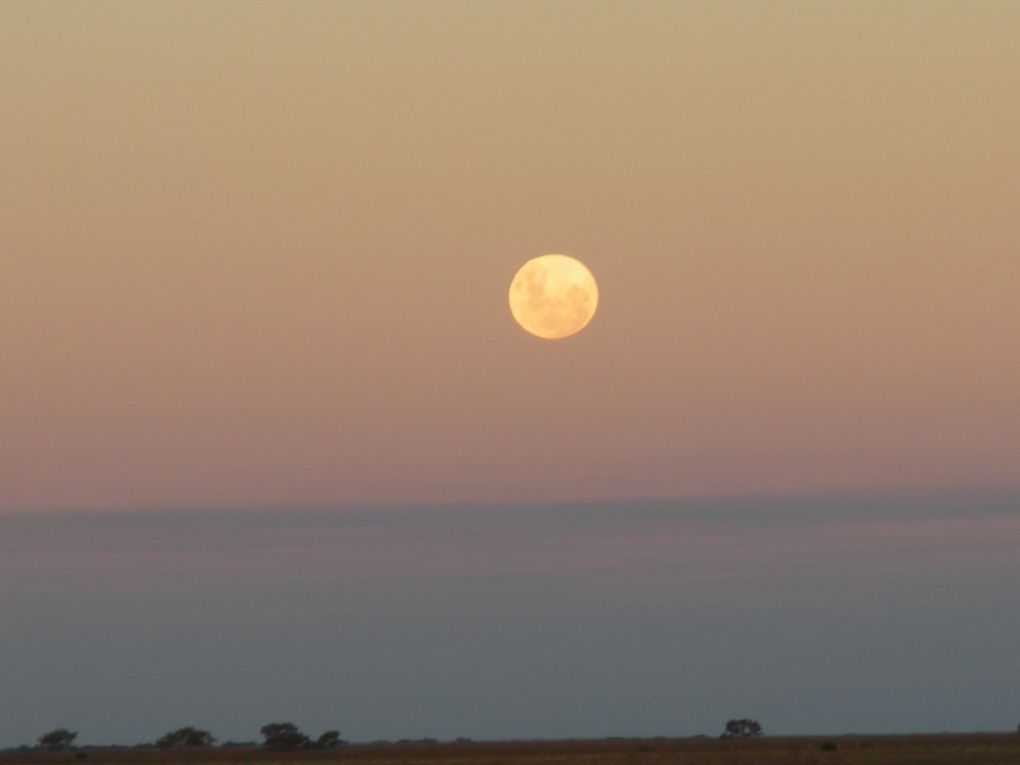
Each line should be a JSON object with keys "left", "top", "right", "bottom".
{"left": 508, "top": 254, "right": 599, "bottom": 339}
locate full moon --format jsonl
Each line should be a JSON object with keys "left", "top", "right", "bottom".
{"left": 508, "top": 254, "right": 599, "bottom": 339}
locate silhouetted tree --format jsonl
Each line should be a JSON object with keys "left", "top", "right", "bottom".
{"left": 38, "top": 729, "right": 77, "bottom": 750}
{"left": 316, "top": 730, "right": 343, "bottom": 748}
{"left": 260, "top": 722, "right": 309, "bottom": 749}
{"left": 720, "top": 719, "right": 762, "bottom": 739}
{"left": 156, "top": 726, "right": 216, "bottom": 748}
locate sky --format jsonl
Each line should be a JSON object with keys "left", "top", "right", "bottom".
{"left": 1, "top": 0, "right": 1018, "bottom": 746}
{"left": 3, "top": 498, "right": 1019, "bottom": 745}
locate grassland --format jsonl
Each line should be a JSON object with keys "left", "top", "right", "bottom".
{"left": 4, "top": 735, "right": 1020, "bottom": 765}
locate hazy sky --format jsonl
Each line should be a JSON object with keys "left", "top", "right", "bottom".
{"left": 3, "top": 1, "right": 1018, "bottom": 510}
{"left": 3, "top": 498, "right": 1019, "bottom": 745}
{"left": 1, "top": 0, "right": 1019, "bottom": 745}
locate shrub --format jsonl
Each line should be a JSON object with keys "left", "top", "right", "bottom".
{"left": 156, "top": 726, "right": 216, "bottom": 748}
{"left": 720, "top": 719, "right": 763, "bottom": 739}
{"left": 316, "top": 730, "right": 344, "bottom": 749}
{"left": 38, "top": 729, "right": 77, "bottom": 751}
{"left": 260, "top": 722, "right": 309, "bottom": 749}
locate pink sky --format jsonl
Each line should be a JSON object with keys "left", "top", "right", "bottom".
{"left": 2, "top": 2, "right": 1018, "bottom": 511}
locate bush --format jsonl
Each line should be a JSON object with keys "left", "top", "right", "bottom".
{"left": 38, "top": 729, "right": 77, "bottom": 751}
{"left": 316, "top": 730, "right": 344, "bottom": 749}
{"left": 260, "top": 723, "right": 309, "bottom": 749}
{"left": 720, "top": 719, "right": 763, "bottom": 739}
{"left": 156, "top": 726, "right": 216, "bottom": 748}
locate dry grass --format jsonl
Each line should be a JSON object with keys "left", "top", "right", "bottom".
{"left": 3, "top": 735, "right": 1019, "bottom": 765}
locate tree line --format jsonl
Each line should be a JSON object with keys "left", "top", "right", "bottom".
{"left": 33, "top": 723, "right": 344, "bottom": 751}
{"left": 28, "top": 719, "right": 1020, "bottom": 750}
{"left": 32, "top": 720, "right": 776, "bottom": 751}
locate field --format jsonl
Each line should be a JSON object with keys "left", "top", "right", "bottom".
{"left": 4, "top": 735, "right": 1020, "bottom": 765}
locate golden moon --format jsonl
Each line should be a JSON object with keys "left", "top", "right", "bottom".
{"left": 508, "top": 254, "right": 598, "bottom": 339}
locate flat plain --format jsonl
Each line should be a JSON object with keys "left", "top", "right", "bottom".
{"left": 4, "top": 735, "right": 1020, "bottom": 765}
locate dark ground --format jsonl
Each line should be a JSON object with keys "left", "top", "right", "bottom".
{"left": 4, "top": 735, "right": 1020, "bottom": 765}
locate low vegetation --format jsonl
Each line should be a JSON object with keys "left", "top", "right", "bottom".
{"left": 36, "top": 729, "right": 77, "bottom": 751}
{"left": 156, "top": 727, "right": 215, "bottom": 749}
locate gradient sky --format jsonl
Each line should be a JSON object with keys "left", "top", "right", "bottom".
{"left": 3, "top": 1, "right": 1018, "bottom": 510}
{"left": 1, "top": 0, "right": 1019, "bottom": 746}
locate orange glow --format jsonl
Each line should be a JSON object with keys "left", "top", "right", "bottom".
{"left": 1, "top": 3, "right": 1018, "bottom": 511}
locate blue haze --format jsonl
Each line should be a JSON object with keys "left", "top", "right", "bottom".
{"left": 1, "top": 494, "right": 1018, "bottom": 746}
